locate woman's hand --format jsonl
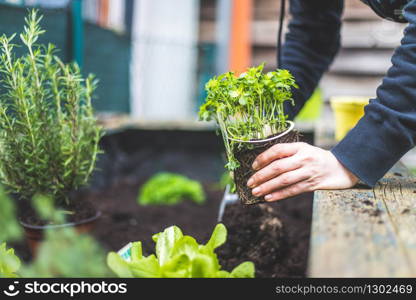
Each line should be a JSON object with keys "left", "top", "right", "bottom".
{"left": 247, "top": 142, "right": 359, "bottom": 202}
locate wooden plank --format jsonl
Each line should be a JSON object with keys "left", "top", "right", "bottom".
{"left": 200, "top": 18, "right": 405, "bottom": 49}
{"left": 329, "top": 49, "right": 394, "bottom": 76}
{"left": 253, "top": 0, "right": 283, "bottom": 20}
{"left": 250, "top": 20, "right": 403, "bottom": 49}
{"left": 309, "top": 163, "right": 416, "bottom": 277}
{"left": 320, "top": 74, "right": 381, "bottom": 100}
{"left": 343, "top": 8, "right": 382, "bottom": 21}
{"left": 252, "top": 0, "right": 379, "bottom": 21}
{"left": 373, "top": 171, "right": 416, "bottom": 273}
{"left": 340, "top": 21, "right": 405, "bottom": 49}
{"left": 254, "top": 47, "right": 394, "bottom": 76}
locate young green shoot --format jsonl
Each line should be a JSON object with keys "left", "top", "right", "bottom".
{"left": 198, "top": 64, "right": 297, "bottom": 170}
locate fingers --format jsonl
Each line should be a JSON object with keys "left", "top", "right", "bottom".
{"left": 252, "top": 142, "right": 306, "bottom": 171}
{"left": 247, "top": 155, "right": 302, "bottom": 188}
{"left": 264, "top": 181, "right": 313, "bottom": 202}
{"left": 251, "top": 168, "right": 310, "bottom": 197}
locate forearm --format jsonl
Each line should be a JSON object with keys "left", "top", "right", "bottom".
{"left": 281, "top": 0, "right": 344, "bottom": 119}
{"left": 332, "top": 1, "right": 416, "bottom": 186}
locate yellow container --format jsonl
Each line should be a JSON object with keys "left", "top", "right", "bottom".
{"left": 330, "top": 96, "right": 370, "bottom": 141}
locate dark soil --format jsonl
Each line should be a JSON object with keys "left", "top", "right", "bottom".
{"left": 87, "top": 180, "right": 224, "bottom": 255}
{"left": 87, "top": 129, "right": 226, "bottom": 253}
{"left": 234, "top": 130, "right": 300, "bottom": 205}
{"left": 218, "top": 192, "right": 313, "bottom": 277}
{"left": 18, "top": 195, "right": 97, "bottom": 227}
{"left": 13, "top": 180, "right": 313, "bottom": 278}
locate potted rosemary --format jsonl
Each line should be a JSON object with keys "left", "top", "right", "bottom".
{"left": 199, "top": 64, "right": 299, "bottom": 205}
{"left": 0, "top": 11, "right": 102, "bottom": 252}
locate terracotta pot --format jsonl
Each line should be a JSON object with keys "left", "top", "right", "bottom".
{"left": 20, "top": 210, "right": 101, "bottom": 256}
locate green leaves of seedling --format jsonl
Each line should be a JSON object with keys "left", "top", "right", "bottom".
{"left": 107, "top": 224, "right": 255, "bottom": 278}
{"left": 239, "top": 96, "right": 247, "bottom": 106}
{"left": 198, "top": 64, "right": 298, "bottom": 172}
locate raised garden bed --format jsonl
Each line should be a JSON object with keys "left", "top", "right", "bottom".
{"left": 89, "top": 128, "right": 226, "bottom": 256}
{"left": 11, "top": 128, "right": 313, "bottom": 277}
{"left": 87, "top": 181, "right": 312, "bottom": 278}
{"left": 88, "top": 181, "right": 224, "bottom": 255}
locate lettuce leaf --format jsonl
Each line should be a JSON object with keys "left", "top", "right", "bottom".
{"left": 153, "top": 226, "right": 183, "bottom": 266}
{"left": 107, "top": 224, "right": 255, "bottom": 278}
{"left": 138, "top": 173, "right": 206, "bottom": 206}
{"left": 0, "top": 243, "right": 21, "bottom": 278}
{"left": 230, "top": 261, "right": 255, "bottom": 278}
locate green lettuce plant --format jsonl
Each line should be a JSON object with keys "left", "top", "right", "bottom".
{"left": 107, "top": 224, "right": 255, "bottom": 278}
{"left": 138, "top": 172, "right": 206, "bottom": 206}
{"left": 0, "top": 243, "right": 21, "bottom": 278}
{"left": 199, "top": 64, "right": 297, "bottom": 170}
{"left": 0, "top": 10, "right": 102, "bottom": 207}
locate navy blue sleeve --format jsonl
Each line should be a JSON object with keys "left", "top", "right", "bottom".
{"left": 332, "top": 1, "right": 416, "bottom": 187}
{"left": 281, "top": 0, "right": 344, "bottom": 119}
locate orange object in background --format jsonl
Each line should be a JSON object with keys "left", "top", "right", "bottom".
{"left": 98, "top": 0, "right": 110, "bottom": 27}
{"left": 229, "top": 0, "right": 252, "bottom": 75}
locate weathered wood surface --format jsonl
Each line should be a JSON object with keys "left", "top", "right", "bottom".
{"left": 309, "top": 163, "right": 416, "bottom": 277}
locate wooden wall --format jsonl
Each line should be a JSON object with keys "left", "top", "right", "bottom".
{"left": 200, "top": 0, "right": 406, "bottom": 101}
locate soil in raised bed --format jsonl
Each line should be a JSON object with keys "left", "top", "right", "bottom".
{"left": 12, "top": 185, "right": 313, "bottom": 278}
{"left": 11, "top": 129, "right": 226, "bottom": 262}
{"left": 11, "top": 180, "right": 224, "bottom": 263}
{"left": 217, "top": 192, "right": 313, "bottom": 278}
{"left": 11, "top": 129, "right": 314, "bottom": 277}
{"left": 17, "top": 195, "right": 97, "bottom": 227}
{"left": 87, "top": 180, "right": 224, "bottom": 255}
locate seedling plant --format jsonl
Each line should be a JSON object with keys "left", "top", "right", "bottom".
{"left": 199, "top": 64, "right": 297, "bottom": 171}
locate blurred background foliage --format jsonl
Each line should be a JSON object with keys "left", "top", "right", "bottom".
{"left": 0, "top": 191, "right": 111, "bottom": 278}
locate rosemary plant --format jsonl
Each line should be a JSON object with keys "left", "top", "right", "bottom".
{"left": 0, "top": 10, "right": 102, "bottom": 206}
{"left": 199, "top": 64, "right": 297, "bottom": 170}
